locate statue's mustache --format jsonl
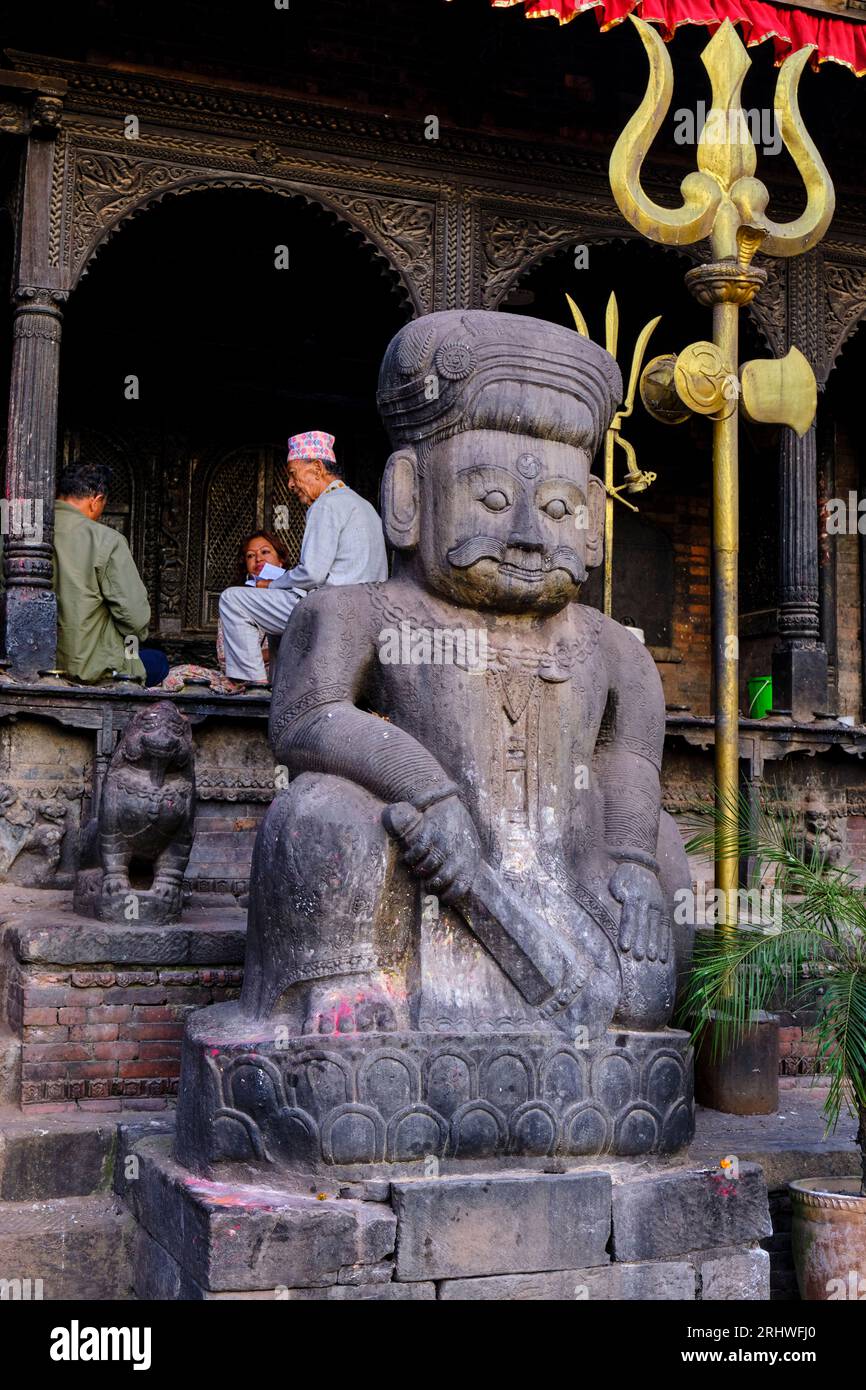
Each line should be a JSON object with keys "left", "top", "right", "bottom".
{"left": 447, "top": 537, "right": 586, "bottom": 582}
{"left": 447, "top": 536, "right": 507, "bottom": 567}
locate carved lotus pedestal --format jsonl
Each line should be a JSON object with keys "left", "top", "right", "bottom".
{"left": 175, "top": 1001, "right": 695, "bottom": 1181}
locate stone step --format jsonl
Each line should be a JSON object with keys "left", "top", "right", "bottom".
{"left": 0, "top": 1105, "right": 118, "bottom": 1201}
{"left": 0, "top": 1194, "right": 134, "bottom": 1300}
{"left": 0, "top": 1030, "right": 20, "bottom": 1107}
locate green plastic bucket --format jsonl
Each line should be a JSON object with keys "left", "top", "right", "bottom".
{"left": 748, "top": 675, "right": 773, "bottom": 720}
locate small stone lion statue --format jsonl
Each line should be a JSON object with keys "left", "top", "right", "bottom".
{"left": 75, "top": 701, "right": 196, "bottom": 925}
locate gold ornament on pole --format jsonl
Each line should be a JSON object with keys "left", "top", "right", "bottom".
{"left": 608, "top": 17, "right": 834, "bottom": 924}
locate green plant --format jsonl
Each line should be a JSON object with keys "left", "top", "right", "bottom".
{"left": 680, "top": 792, "right": 866, "bottom": 1195}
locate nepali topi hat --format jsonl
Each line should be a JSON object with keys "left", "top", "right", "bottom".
{"left": 287, "top": 430, "right": 337, "bottom": 464}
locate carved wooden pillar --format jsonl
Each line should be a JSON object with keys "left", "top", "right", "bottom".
{"left": 772, "top": 253, "right": 828, "bottom": 721}
{"left": 772, "top": 422, "right": 829, "bottom": 719}
{"left": 4, "top": 285, "right": 66, "bottom": 676}
{"left": 816, "top": 400, "right": 838, "bottom": 710}
{"left": 1, "top": 86, "right": 66, "bottom": 678}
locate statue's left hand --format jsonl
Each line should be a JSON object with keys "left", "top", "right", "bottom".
{"left": 384, "top": 795, "right": 483, "bottom": 905}
{"left": 609, "top": 861, "right": 671, "bottom": 964}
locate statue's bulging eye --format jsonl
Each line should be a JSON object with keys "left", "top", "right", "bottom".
{"left": 544, "top": 498, "right": 569, "bottom": 520}
{"left": 482, "top": 490, "right": 510, "bottom": 512}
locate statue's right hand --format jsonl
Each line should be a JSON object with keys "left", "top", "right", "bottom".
{"left": 383, "top": 795, "right": 482, "bottom": 905}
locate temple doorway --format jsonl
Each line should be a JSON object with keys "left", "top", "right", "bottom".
{"left": 59, "top": 187, "right": 410, "bottom": 663}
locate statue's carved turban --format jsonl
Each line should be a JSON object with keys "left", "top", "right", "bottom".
{"left": 377, "top": 310, "right": 622, "bottom": 459}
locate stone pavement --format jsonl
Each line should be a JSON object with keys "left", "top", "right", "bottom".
{"left": 691, "top": 1085, "right": 859, "bottom": 1189}
{"left": 690, "top": 1087, "right": 861, "bottom": 1301}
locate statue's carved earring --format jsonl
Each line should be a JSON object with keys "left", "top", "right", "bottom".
{"left": 585, "top": 476, "right": 606, "bottom": 569}
{"left": 381, "top": 449, "right": 420, "bottom": 550}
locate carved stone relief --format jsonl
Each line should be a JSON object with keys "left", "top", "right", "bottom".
{"left": 0, "top": 720, "right": 92, "bottom": 887}
{"left": 0, "top": 784, "right": 73, "bottom": 886}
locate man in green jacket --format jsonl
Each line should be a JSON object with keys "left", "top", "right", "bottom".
{"left": 53, "top": 461, "right": 153, "bottom": 684}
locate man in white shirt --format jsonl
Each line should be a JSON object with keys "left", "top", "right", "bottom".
{"left": 219, "top": 431, "right": 388, "bottom": 687}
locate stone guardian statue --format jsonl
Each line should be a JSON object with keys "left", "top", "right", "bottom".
{"left": 177, "top": 311, "right": 694, "bottom": 1173}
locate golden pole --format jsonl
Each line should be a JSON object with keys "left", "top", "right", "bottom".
{"left": 712, "top": 300, "right": 740, "bottom": 917}
{"left": 609, "top": 18, "right": 834, "bottom": 927}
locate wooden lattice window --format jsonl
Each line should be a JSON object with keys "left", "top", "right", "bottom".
{"left": 61, "top": 429, "right": 136, "bottom": 546}
{"left": 193, "top": 444, "right": 306, "bottom": 629}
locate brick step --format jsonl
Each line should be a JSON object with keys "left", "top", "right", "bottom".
{"left": 0, "top": 1105, "right": 118, "bottom": 1200}
{"left": 0, "top": 1194, "right": 134, "bottom": 1300}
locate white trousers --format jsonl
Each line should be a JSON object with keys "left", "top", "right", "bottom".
{"left": 219, "top": 585, "right": 302, "bottom": 681}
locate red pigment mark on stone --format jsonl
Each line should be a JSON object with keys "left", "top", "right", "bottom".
{"left": 186, "top": 1175, "right": 298, "bottom": 1209}
{"left": 332, "top": 998, "right": 354, "bottom": 1032}
{"left": 709, "top": 1173, "right": 737, "bottom": 1198}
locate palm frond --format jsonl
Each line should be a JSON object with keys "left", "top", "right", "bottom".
{"left": 681, "top": 921, "right": 832, "bottom": 1059}
{"left": 812, "top": 972, "right": 866, "bottom": 1136}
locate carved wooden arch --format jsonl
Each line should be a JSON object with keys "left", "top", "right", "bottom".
{"left": 481, "top": 217, "right": 648, "bottom": 311}
{"left": 67, "top": 162, "right": 429, "bottom": 315}
{"left": 480, "top": 213, "right": 786, "bottom": 355}
{"left": 822, "top": 260, "right": 866, "bottom": 382}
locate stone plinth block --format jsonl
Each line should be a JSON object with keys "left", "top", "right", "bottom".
{"left": 391, "top": 1170, "right": 611, "bottom": 1281}
{"left": 694, "top": 1245, "right": 771, "bottom": 1300}
{"left": 612, "top": 1162, "right": 772, "bottom": 1262}
{"left": 128, "top": 1135, "right": 396, "bottom": 1292}
{"left": 437, "top": 1261, "right": 696, "bottom": 1300}
{"left": 176, "top": 1001, "right": 694, "bottom": 1179}
{"left": 134, "top": 1228, "right": 434, "bottom": 1300}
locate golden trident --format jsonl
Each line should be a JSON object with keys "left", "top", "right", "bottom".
{"left": 566, "top": 290, "right": 660, "bottom": 617}
{"left": 609, "top": 17, "right": 834, "bottom": 923}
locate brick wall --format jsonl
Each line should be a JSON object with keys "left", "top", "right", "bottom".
{"left": 9, "top": 964, "right": 241, "bottom": 1111}
{"left": 634, "top": 492, "right": 712, "bottom": 715}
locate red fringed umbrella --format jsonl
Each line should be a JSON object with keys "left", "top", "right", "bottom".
{"left": 467, "top": 0, "right": 866, "bottom": 75}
